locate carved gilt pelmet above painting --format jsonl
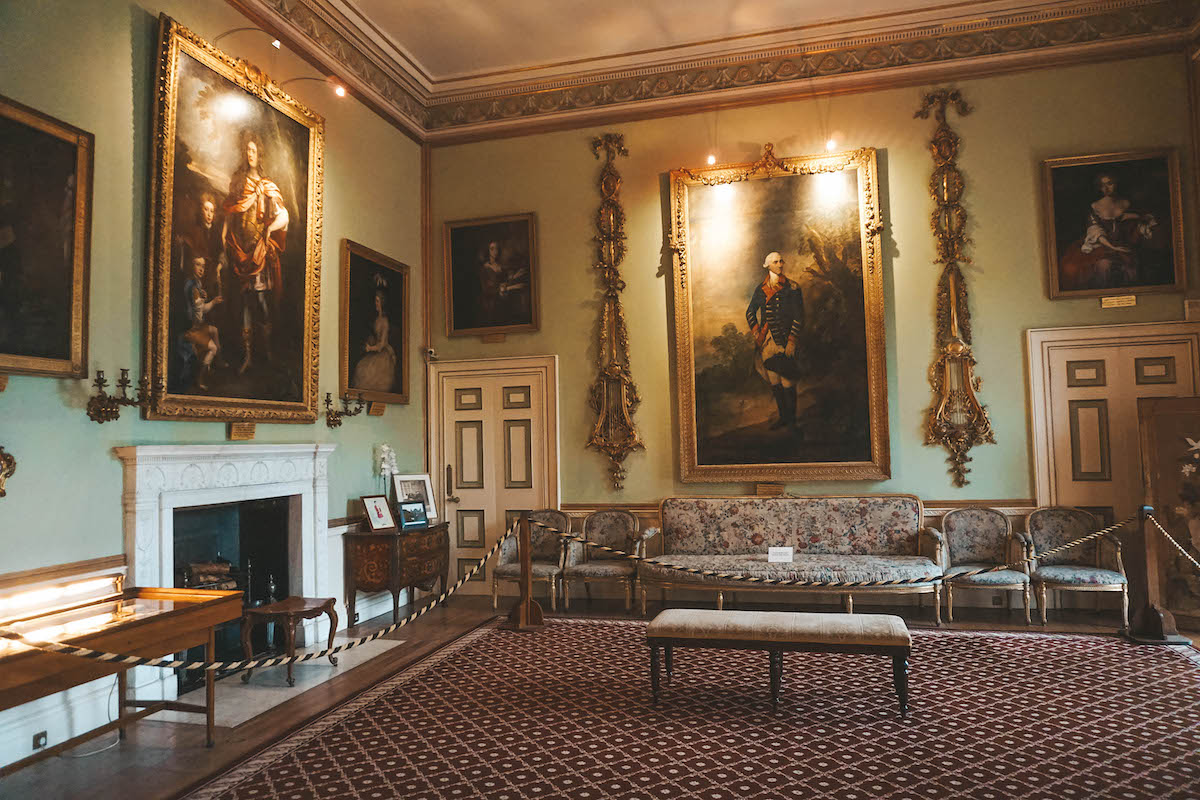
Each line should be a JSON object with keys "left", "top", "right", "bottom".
{"left": 230, "top": 0, "right": 1198, "bottom": 142}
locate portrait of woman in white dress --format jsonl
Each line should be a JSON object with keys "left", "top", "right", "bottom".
{"left": 340, "top": 240, "right": 409, "bottom": 403}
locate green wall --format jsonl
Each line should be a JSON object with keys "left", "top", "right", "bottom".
{"left": 431, "top": 54, "right": 1194, "bottom": 504}
{"left": 0, "top": 0, "right": 424, "bottom": 572}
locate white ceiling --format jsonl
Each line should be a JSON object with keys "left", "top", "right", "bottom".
{"left": 336, "top": 0, "right": 1055, "bottom": 93}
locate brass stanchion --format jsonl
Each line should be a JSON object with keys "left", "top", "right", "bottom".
{"left": 508, "top": 511, "right": 544, "bottom": 631}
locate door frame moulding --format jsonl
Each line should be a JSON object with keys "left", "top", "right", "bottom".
{"left": 427, "top": 355, "right": 561, "bottom": 513}
{"left": 1026, "top": 320, "right": 1200, "bottom": 506}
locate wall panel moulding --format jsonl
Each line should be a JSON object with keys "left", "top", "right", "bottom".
{"left": 225, "top": 0, "right": 1199, "bottom": 143}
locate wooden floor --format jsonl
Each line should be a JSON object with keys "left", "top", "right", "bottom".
{"left": 2, "top": 593, "right": 1194, "bottom": 800}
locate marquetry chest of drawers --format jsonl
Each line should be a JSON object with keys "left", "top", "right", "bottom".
{"left": 343, "top": 522, "right": 449, "bottom": 625}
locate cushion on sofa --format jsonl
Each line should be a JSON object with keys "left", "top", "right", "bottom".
{"left": 638, "top": 553, "right": 941, "bottom": 586}
{"left": 660, "top": 496, "right": 923, "bottom": 557}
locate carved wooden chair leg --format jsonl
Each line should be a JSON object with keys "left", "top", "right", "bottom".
{"left": 1023, "top": 583, "right": 1031, "bottom": 625}
{"left": 563, "top": 578, "right": 570, "bottom": 611}
{"left": 1121, "top": 585, "right": 1129, "bottom": 633}
{"left": 946, "top": 582, "right": 955, "bottom": 623}
{"left": 624, "top": 580, "right": 632, "bottom": 612}
{"left": 640, "top": 584, "right": 647, "bottom": 617}
{"left": 492, "top": 576, "right": 498, "bottom": 611}
{"left": 716, "top": 590, "right": 724, "bottom": 611}
{"left": 933, "top": 585, "right": 942, "bottom": 627}
{"left": 549, "top": 578, "right": 557, "bottom": 612}
{"left": 1039, "top": 582, "right": 1048, "bottom": 625}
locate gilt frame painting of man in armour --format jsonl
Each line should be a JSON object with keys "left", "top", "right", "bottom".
{"left": 145, "top": 15, "right": 323, "bottom": 421}
{"left": 668, "top": 145, "right": 890, "bottom": 482}
{"left": 1042, "top": 149, "right": 1184, "bottom": 300}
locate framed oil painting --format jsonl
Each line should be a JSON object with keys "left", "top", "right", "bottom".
{"left": 444, "top": 213, "right": 538, "bottom": 337}
{"left": 668, "top": 144, "right": 889, "bottom": 482}
{"left": 0, "top": 94, "right": 92, "bottom": 379}
{"left": 340, "top": 240, "right": 408, "bottom": 404}
{"left": 145, "top": 15, "right": 323, "bottom": 421}
{"left": 1042, "top": 149, "right": 1184, "bottom": 299}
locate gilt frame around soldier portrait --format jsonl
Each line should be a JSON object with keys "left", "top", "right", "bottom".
{"left": 0, "top": 95, "right": 93, "bottom": 379}
{"left": 668, "top": 145, "right": 889, "bottom": 482}
{"left": 145, "top": 15, "right": 323, "bottom": 422}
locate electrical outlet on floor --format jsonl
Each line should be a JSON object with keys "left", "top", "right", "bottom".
{"left": 32, "top": 731, "right": 47, "bottom": 750}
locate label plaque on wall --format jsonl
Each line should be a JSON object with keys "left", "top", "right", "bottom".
{"left": 1100, "top": 295, "right": 1137, "bottom": 308}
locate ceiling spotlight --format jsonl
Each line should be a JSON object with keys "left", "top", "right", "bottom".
{"left": 706, "top": 154, "right": 717, "bottom": 165}
{"left": 271, "top": 39, "right": 281, "bottom": 49}
{"left": 334, "top": 85, "right": 346, "bottom": 97}
{"left": 825, "top": 139, "right": 837, "bottom": 152}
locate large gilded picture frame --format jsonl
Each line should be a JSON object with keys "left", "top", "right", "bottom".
{"left": 145, "top": 15, "right": 323, "bottom": 422}
{"left": 0, "top": 94, "right": 92, "bottom": 379}
{"left": 668, "top": 145, "right": 889, "bottom": 482}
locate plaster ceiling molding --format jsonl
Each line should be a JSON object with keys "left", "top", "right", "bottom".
{"left": 224, "top": 0, "right": 1200, "bottom": 142}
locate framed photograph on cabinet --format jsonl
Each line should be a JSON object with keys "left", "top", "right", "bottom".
{"left": 398, "top": 500, "right": 429, "bottom": 529}
{"left": 668, "top": 144, "right": 889, "bottom": 482}
{"left": 145, "top": 15, "right": 323, "bottom": 421}
{"left": 0, "top": 94, "right": 92, "bottom": 379}
{"left": 444, "top": 213, "right": 538, "bottom": 337}
{"left": 340, "top": 240, "right": 408, "bottom": 404}
{"left": 1042, "top": 149, "right": 1184, "bottom": 299}
{"left": 392, "top": 472, "right": 437, "bottom": 520}
{"left": 361, "top": 494, "right": 397, "bottom": 532}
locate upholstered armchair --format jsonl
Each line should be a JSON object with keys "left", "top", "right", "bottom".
{"left": 492, "top": 509, "right": 574, "bottom": 612}
{"left": 562, "top": 510, "right": 641, "bottom": 611}
{"left": 941, "top": 507, "right": 1031, "bottom": 624}
{"left": 1024, "top": 506, "right": 1128, "bottom": 630}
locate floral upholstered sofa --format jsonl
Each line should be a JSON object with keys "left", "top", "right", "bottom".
{"left": 638, "top": 495, "right": 944, "bottom": 623}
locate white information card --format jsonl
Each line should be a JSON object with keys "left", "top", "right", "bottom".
{"left": 767, "top": 546, "right": 794, "bottom": 563}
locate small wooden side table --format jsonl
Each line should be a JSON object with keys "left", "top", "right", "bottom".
{"left": 240, "top": 597, "right": 338, "bottom": 687}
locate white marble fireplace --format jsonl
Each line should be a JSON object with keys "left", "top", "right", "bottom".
{"left": 114, "top": 443, "right": 336, "bottom": 700}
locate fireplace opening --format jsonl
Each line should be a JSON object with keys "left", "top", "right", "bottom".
{"left": 173, "top": 496, "right": 293, "bottom": 693}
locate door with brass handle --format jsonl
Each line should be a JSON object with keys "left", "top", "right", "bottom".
{"left": 445, "top": 464, "right": 461, "bottom": 504}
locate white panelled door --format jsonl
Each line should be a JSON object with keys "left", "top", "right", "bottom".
{"left": 1030, "top": 322, "right": 1200, "bottom": 525}
{"left": 430, "top": 357, "right": 559, "bottom": 595}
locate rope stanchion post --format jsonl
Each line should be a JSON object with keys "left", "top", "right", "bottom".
{"left": 508, "top": 511, "right": 544, "bottom": 631}
{"left": 1128, "top": 505, "right": 1193, "bottom": 645}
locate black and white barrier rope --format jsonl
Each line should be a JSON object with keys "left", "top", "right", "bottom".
{"left": 1148, "top": 514, "right": 1200, "bottom": 574}
{"left": 529, "top": 513, "right": 1141, "bottom": 589}
{"left": 0, "top": 520, "right": 519, "bottom": 672}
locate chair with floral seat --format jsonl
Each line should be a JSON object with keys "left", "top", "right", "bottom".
{"left": 562, "top": 510, "right": 643, "bottom": 611}
{"left": 941, "top": 507, "right": 1030, "bottom": 624}
{"left": 1024, "top": 506, "right": 1128, "bottom": 630}
{"left": 492, "top": 509, "right": 575, "bottom": 612}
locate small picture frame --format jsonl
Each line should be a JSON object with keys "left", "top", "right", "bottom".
{"left": 361, "top": 494, "right": 397, "bottom": 532}
{"left": 399, "top": 500, "right": 429, "bottom": 529}
{"left": 392, "top": 473, "right": 437, "bottom": 521}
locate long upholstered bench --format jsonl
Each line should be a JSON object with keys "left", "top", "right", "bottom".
{"left": 646, "top": 609, "right": 913, "bottom": 717}
{"left": 638, "top": 496, "right": 945, "bottom": 622}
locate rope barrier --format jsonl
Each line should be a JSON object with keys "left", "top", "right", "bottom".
{"left": 529, "top": 513, "right": 1139, "bottom": 589}
{"left": 0, "top": 519, "right": 519, "bottom": 672}
{"left": 1147, "top": 514, "right": 1200, "bottom": 575}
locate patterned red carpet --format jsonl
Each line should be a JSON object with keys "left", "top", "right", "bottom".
{"left": 186, "top": 618, "right": 1200, "bottom": 800}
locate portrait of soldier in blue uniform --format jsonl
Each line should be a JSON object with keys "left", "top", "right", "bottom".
{"left": 745, "top": 251, "right": 804, "bottom": 432}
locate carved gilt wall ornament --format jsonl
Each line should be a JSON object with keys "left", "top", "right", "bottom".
{"left": 586, "top": 133, "right": 643, "bottom": 490}
{"left": 916, "top": 89, "right": 994, "bottom": 487}
{"left": 0, "top": 446, "right": 14, "bottom": 498}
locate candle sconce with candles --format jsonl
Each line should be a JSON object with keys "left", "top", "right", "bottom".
{"left": 324, "top": 391, "right": 365, "bottom": 428}
{"left": 85, "top": 368, "right": 159, "bottom": 424}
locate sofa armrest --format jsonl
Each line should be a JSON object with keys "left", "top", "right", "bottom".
{"left": 920, "top": 527, "right": 948, "bottom": 571}
{"left": 637, "top": 527, "right": 661, "bottom": 559}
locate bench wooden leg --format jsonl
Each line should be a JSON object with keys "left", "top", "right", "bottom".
{"left": 650, "top": 644, "right": 661, "bottom": 705}
{"left": 892, "top": 652, "right": 909, "bottom": 719}
{"left": 664, "top": 646, "right": 673, "bottom": 682}
{"left": 769, "top": 651, "right": 782, "bottom": 711}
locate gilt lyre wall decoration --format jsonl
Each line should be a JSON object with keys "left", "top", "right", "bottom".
{"left": 916, "top": 89, "right": 994, "bottom": 486}
{"left": 586, "top": 133, "right": 644, "bottom": 490}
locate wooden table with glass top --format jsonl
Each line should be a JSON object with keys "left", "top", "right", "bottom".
{"left": 0, "top": 566, "right": 242, "bottom": 777}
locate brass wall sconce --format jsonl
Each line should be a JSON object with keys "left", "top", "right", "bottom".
{"left": 0, "top": 446, "right": 15, "bottom": 498}
{"left": 916, "top": 89, "right": 995, "bottom": 486}
{"left": 324, "top": 391, "right": 365, "bottom": 428}
{"left": 86, "top": 368, "right": 159, "bottom": 424}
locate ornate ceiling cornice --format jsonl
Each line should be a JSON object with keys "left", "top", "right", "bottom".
{"left": 226, "top": 0, "right": 1199, "bottom": 144}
